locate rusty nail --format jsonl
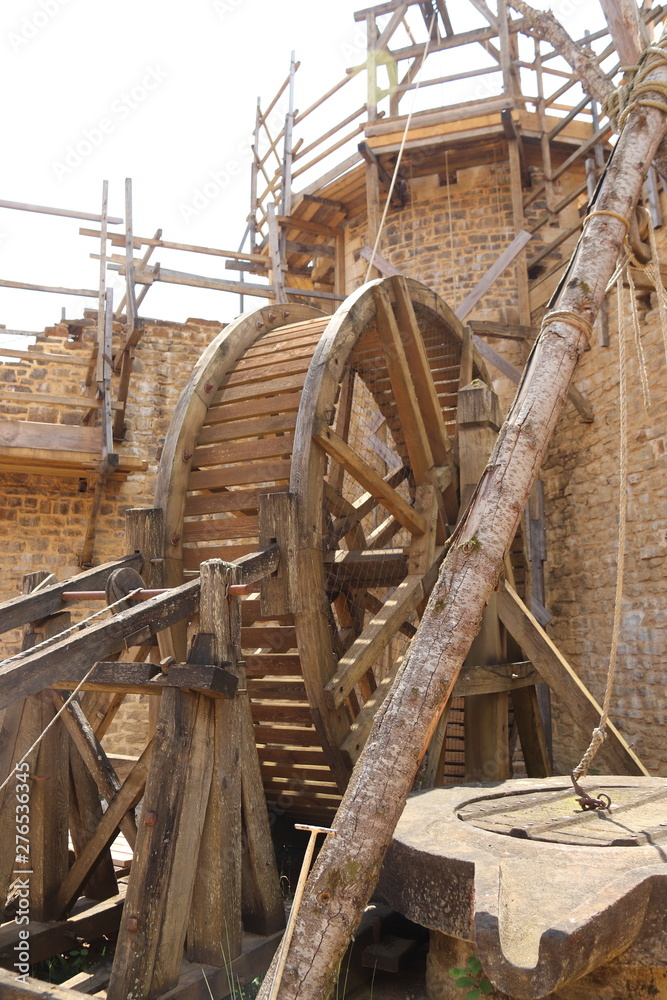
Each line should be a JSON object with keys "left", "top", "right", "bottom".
{"left": 126, "top": 917, "right": 139, "bottom": 932}
{"left": 171, "top": 533, "right": 180, "bottom": 545}
{"left": 144, "top": 811, "right": 157, "bottom": 826}
{"left": 268, "top": 311, "right": 277, "bottom": 321}
{"left": 182, "top": 449, "right": 192, "bottom": 462}
{"left": 282, "top": 310, "right": 290, "bottom": 319}
{"left": 204, "top": 382, "right": 213, "bottom": 393}
{"left": 256, "top": 320, "right": 265, "bottom": 330}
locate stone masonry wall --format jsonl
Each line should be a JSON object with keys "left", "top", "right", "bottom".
{"left": 0, "top": 314, "right": 222, "bottom": 753}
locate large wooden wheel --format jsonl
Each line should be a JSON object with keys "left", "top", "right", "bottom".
{"left": 155, "top": 277, "right": 489, "bottom": 818}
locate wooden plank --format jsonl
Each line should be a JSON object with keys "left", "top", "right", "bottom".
{"left": 0, "top": 389, "right": 106, "bottom": 408}
{"left": 53, "top": 743, "right": 152, "bottom": 916}
{"left": 313, "top": 421, "right": 426, "bottom": 535}
{"left": 277, "top": 215, "right": 343, "bottom": 237}
{"left": 497, "top": 580, "right": 649, "bottom": 775}
{"left": 0, "top": 419, "right": 100, "bottom": 454}
{"left": 453, "top": 660, "right": 539, "bottom": 697}
{"left": 192, "top": 434, "right": 294, "bottom": 469}
{"left": 187, "top": 458, "right": 292, "bottom": 492}
{"left": 0, "top": 970, "right": 93, "bottom": 998}
{"left": 184, "top": 486, "right": 288, "bottom": 518}
{"left": 183, "top": 517, "right": 259, "bottom": 543}
{"left": 455, "top": 230, "right": 532, "bottom": 321}
{"left": 196, "top": 412, "right": 297, "bottom": 446}
{"left": 157, "top": 931, "right": 283, "bottom": 1000}
{"left": 324, "top": 576, "right": 424, "bottom": 709}
{"left": 204, "top": 390, "right": 302, "bottom": 427}
{"left": 0, "top": 278, "right": 97, "bottom": 298}
{"left": 0, "top": 579, "right": 200, "bottom": 709}
{"left": 259, "top": 492, "right": 299, "bottom": 617}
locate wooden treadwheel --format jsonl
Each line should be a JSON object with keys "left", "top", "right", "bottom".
{"left": 155, "top": 276, "right": 489, "bottom": 818}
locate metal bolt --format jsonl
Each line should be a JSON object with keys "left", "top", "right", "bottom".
{"left": 268, "top": 312, "right": 277, "bottom": 321}
{"left": 127, "top": 917, "right": 139, "bottom": 932}
{"left": 171, "top": 533, "right": 180, "bottom": 545}
{"left": 256, "top": 320, "right": 265, "bottom": 330}
{"left": 282, "top": 310, "right": 290, "bottom": 319}
{"left": 144, "top": 811, "right": 157, "bottom": 826}
{"left": 204, "top": 382, "right": 213, "bottom": 393}
{"left": 182, "top": 449, "right": 192, "bottom": 462}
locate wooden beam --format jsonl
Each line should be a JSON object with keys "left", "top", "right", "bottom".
{"left": 53, "top": 692, "right": 138, "bottom": 848}
{"left": 53, "top": 743, "right": 152, "bottom": 917}
{"left": 496, "top": 580, "right": 649, "bottom": 776}
{"left": 0, "top": 197, "right": 122, "bottom": 225}
{"left": 313, "top": 421, "right": 426, "bottom": 535}
{"left": 53, "top": 662, "right": 238, "bottom": 699}
{"left": 453, "top": 660, "right": 540, "bottom": 697}
{"left": 0, "top": 579, "right": 200, "bottom": 710}
{"left": 324, "top": 576, "right": 424, "bottom": 709}
{"left": 0, "top": 969, "right": 94, "bottom": 998}
{"left": 455, "top": 230, "right": 532, "bottom": 321}
{"left": 0, "top": 556, "right": 143, "bottom": 635}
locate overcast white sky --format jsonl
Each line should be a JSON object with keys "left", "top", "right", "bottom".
{"left": 0, "top": 0, "right": 608, "bottom": 339}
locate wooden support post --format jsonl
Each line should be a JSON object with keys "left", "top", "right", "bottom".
{"left": 525, "top": 478, "right": 553, "bottom": 769}
{"left": 259, "top": 493, "right": 299, "bottom": 618}
{"left": 124, "top": 177, "right": 137, "bottom": 334}
{"left": 21, "top": 608, "right": 72, "bottom": 921}
{"left": 106, "top": 690, "right": 216, "bottom": 998}
{"left": 535, "top": 41, "right": 556, "bottom": 220}
{"left": 280, "top": 52, "right": 297, "bottom": 225}
{"left": 96, "top": 180, "right": 108, "bottom": 387}
{"left": 0, "top": 573, "right": 55, "bottom": 910}
{"left": 187, "top": 561, "right": 243, "bottom": 964}
{"left": 586, "top": 157, "right": 611, "bottom": 348}
{"left": 268, "top": 202, "right": 286, "bottom": 302}
{"left": 125, "top": 506, "right": 174, "bottom": 675}
{"left": 250, "top": 100, "right": 262, "bottom": 249}
{"left": 457, "top": 383, "right": 510, "bottom": 782}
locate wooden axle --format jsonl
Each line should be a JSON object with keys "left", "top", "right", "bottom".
{"left": 60, "top": 583, "right": 253, "bottom": 601}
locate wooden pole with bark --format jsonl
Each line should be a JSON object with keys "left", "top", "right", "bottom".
{"left": 256, "top": 14, "right": 667, "bottom": 1000}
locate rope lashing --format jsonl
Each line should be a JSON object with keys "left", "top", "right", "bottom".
{"left": 583, "top": 209, "right": 631, "bottom": 234}
{"left": 539, "top": 309, "right": 594, "bottom": 343}
{"left": 603, "top": 40, "right": 667, "bottom": 130}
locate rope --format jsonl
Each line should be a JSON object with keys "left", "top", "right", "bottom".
{"left": 572, "top": 268, "right": 629, "bottom": 782}
{"left": 603, "top": 41, "right": 667, "bottom": 130}
{"left": 364, "top": 12, "right": 437, "bottom": 281}
{"left": 540, "top": 309, "right": 594, "bottom": 342}
{"left": 583, "top": 209, "right": 631, "bottom": 233}
{"left": 1, "top": 587, "right": 144, "bottom": 666}
{"left": 0, "top": 661, "right": 98, "bottom": 796}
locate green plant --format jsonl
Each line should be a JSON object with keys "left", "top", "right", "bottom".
{"left": 448, "top": 954, "right": 493, "bottom": 999}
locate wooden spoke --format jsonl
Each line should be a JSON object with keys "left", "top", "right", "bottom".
{"left": 327, "top": 467, "right": 410, "bottom": 547}
{"left": 324, "top": 576, "right": 424, "bottom": 710}
{"left": 373, "top": 286, "right": 435, "bottom": 485}
{"left": 391, "top": 275, "right": 457, "bottom": 478}
{"left": 313, "top": 421, "right": 426, "bottom": 536}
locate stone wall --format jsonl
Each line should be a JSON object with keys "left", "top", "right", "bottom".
{"left": 0, "top": 313, "right": 222, "bottom": 752}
